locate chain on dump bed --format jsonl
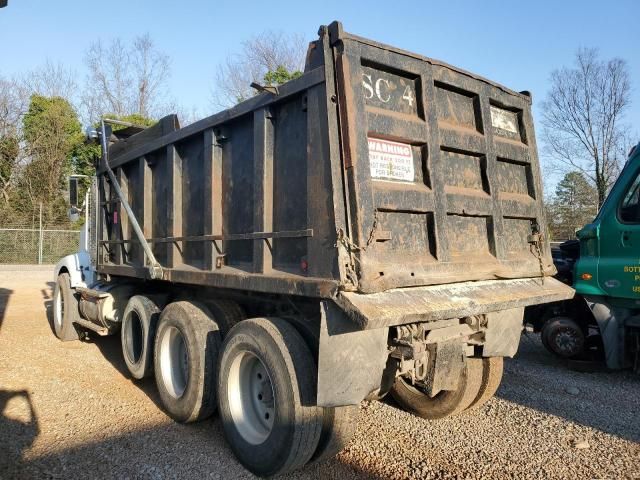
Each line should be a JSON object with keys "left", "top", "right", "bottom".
{"left": 528, "top": 231, "right": 546, "bottom": 284}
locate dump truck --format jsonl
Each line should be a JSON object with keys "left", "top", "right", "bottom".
{"left": 526, "top": 143, "right": 640, "bottom": 371}
{"left": 52, "top": 22, "right": 574, "bottom": 476}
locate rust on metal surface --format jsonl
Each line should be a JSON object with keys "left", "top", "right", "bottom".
{"left": 95, "top": 21, "right": 557, "bottom": 308}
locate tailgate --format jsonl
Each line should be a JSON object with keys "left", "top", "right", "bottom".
{"left": 329, "top": 23, "right": 554, "bottom": 294}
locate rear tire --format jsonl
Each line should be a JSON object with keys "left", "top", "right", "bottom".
{"left": 466, "top": 357, "right": 503, "bottom": 410}
{"left": 204, "top": 299, "right": 246, "bottom": 337}
{"left": 121, "top": 295, "right": 161, "bottom": 379}
{"left": 390, "top": 357, "right": 483, "bottom": 420}
{"left": 217, "top": 318, "right": 322, "bottom": 476}
{"left": 52, "top": 272, "right": 80, "bottom": 341}
{"left": 311, "top": 404, "right": 358, "bottom": 463}
{"left": 542, "top": 317, "right": 585, "bottom": 358}
{"left": 154, "top": 301, "right": 221, "bottom": 423}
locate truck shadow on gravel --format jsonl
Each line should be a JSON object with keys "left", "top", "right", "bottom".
{"left": 0, "top": 389, "right": 40, "bottom": 477}
{"left": 496, "top": 334, "right": 640, "bottom": 444}
{"left": 80, "top": 335, "right": 383, "bottom": 479}
{"left": 42, "top": 285, "right": 165, "bottom": 411}
{"left": 91, "top": 334, "right": 166, "bottom": 407}
{"left": 15, "top": 420, "right": 379, "bottom": 480}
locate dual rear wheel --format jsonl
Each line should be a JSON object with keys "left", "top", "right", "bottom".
{"left": 390, "top": 356, "right": 504, "bottom": 419}
{"left": 121, "top": 297, "right": 357, "bottom": 477}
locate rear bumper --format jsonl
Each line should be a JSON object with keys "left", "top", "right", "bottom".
{"left": 336, "top": 277, "right": 575, "bottom": 330}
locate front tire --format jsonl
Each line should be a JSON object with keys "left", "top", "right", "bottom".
{"left": 390, "top": 357, "right": 483, "bottom": 420}
{"left": 541, "top": 317, "right": 585, "bottom": 358}
{"left": 52, "top": 272, "right": 80, "bottom": 341}
{"left": 154, "top": 301, "right": 221, "bottom": 423}
{"left": 217, "top": 318, "right": 322, "bottom": 477}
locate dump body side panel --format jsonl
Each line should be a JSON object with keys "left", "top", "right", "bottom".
{"left": 95, "top": 33, "right": 346, "bottom": 298}
{"left": 329, "top": 24, "right": 554, "bottom": 294}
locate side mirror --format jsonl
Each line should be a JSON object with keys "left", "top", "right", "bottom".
{"left": 85, "top": 127, "right": 99, "bottom": 143}
{"left": 69, "top": 177, "right": 79, "bottom": 207}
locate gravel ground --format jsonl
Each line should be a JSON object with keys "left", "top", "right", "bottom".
{"left": 0, "top": 269, "right": 638, "bottom": 479}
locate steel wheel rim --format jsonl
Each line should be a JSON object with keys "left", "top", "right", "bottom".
{"left": 227, "top": 350, "right": 275, "bottom": 445}
{"left": 555, "top": 327, "right": 580, "bottom": 355}
{"left": 159, "top": 326, "right": 189, "bottom": 398}
{"left": 54, "top": 286, "right": 64, "bottom": 331}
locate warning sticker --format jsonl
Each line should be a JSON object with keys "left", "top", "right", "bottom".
{"left": 368, "top": 138, "right": 415, "bottom": 182}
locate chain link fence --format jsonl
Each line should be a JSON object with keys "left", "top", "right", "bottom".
{"left": 0, "top": 223, "right": 81, "bottom": 264}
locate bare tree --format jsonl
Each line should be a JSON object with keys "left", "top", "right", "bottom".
{"left": 0, "top": 76, "right": 25, "bottom": 131}
{"left": 131, "top": 35, "right": 171, "bottom": 118}
{"left": 24, "top": 61, "right": 79, "bottom": 105}
{"left": 212, "top": 31, "right": 307, "bottom": 107}
{"left": 541, "top": 48, "right": 632, "bottom": 207}
{"left": 172, "top": 104, "right": 203, "bottom": 127}
{"left": 83, "top": 34, "right": 171, "bottom": 122}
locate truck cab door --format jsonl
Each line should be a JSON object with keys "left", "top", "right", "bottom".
{"left": 597, "top": 164, "right": 640, "bottom": 299}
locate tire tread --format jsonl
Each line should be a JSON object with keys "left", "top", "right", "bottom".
{"left": 466, "top": 357, "right": 503, "bottom": 411}
{"left": 153, "top": 301, "right": 221, "bottom": 423}
{"left": 391, "top": 356, "right": 483, "bottom": 420}
{"left": 121, "top": 295, "right": 161, "bottom": 379}
{"left": 53, "top": 272, "right": 80, "bottom": 342}
{"left": 218, "top": 317, "right": 323, "bottom": 476}
{"left": 205, "top": 299, "right": 246, "bottom": 337}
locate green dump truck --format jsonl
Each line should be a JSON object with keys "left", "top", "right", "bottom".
{"left": 529, "top": 143, "right": 640, "bottom": 371}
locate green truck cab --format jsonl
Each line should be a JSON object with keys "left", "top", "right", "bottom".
{"left": 573, "top": 142, "right": 640, "bottom": 370}
{"left": 536, "top": 143, "right": 640, "bottom": 371}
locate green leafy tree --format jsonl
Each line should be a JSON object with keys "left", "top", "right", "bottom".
{"left": 263, "top": 65, "right": 302, "bottom": 86}
{"left": 547, "top": 171, "right": 598, "bottom": 240}
{"left": 21, "top": 94, "right": 84, "bottom": 222}
{"left": 105, "top": 113, "right": 156, "bottom": 129}
{"left": 0, "top": 135, "right": 19, "bottom": 204}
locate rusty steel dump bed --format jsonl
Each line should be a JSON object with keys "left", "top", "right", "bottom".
{"left": 96, "top": 22, "right": 569, "bottom": 312}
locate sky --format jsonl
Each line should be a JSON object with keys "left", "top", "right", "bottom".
{"left": 1, "top": 0, "right": 639, "bottom": 190}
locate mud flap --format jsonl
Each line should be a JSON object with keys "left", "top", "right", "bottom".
{"left": 426, "top": 340, "right": 464, "bottom": 395}
{"left": 483, "top": 307, "right": 524, "bottom": 357}
{"left": 584, "top": 295, "right": 629, "bottom": 370}
{"left": 317, "top": 301, "right": 388, "bottom": 407}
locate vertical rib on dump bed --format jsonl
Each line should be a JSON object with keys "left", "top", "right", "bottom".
{"left": 95, "top": 22, "right": 554, "bottom": 298}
